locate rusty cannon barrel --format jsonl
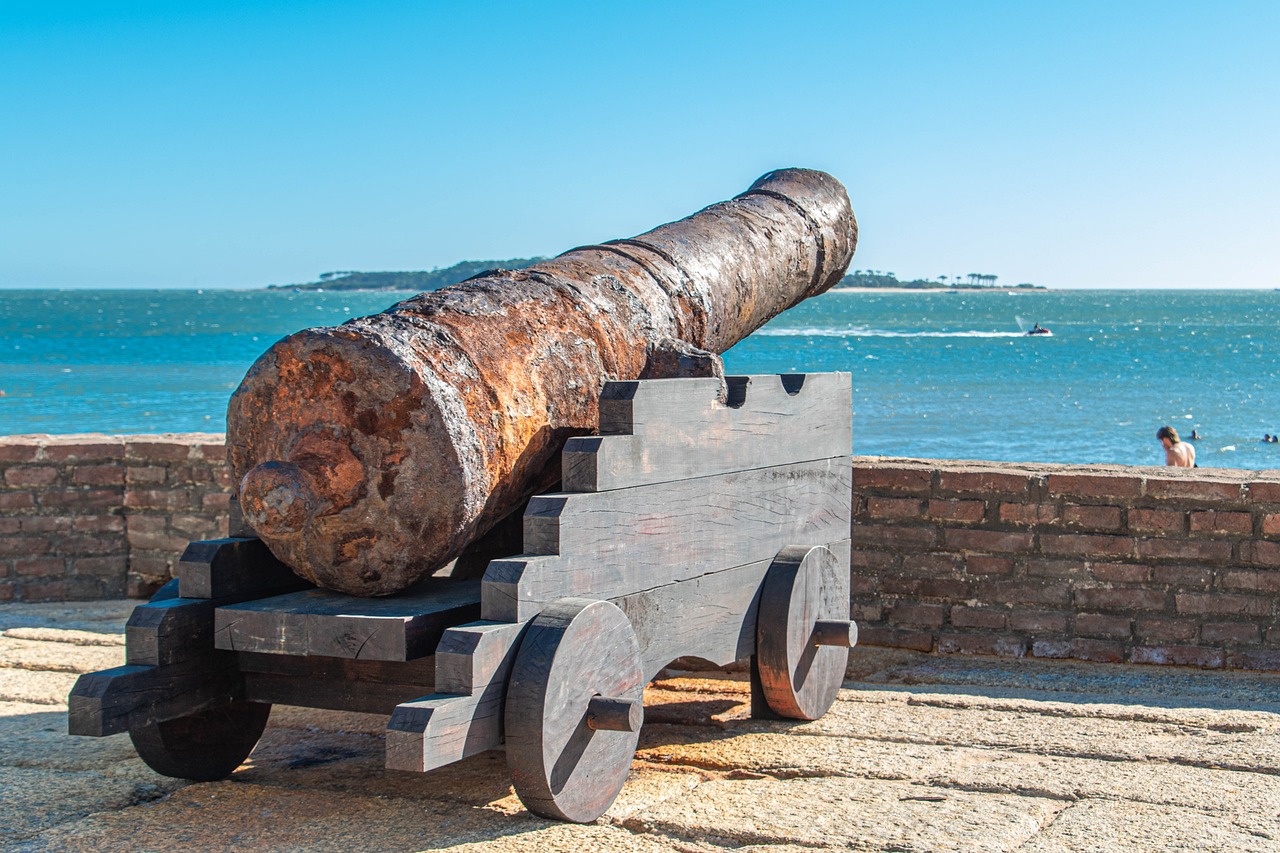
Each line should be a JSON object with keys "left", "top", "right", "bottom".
{"left": 227, "top": 168, "right": 857, "bottom": 595}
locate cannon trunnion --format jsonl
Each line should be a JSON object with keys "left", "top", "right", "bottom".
{"left": 70, "top": 373, "right": 856, "bottom": 823}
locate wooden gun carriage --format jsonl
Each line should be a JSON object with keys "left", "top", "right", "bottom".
{"left": 70, "top": 372, "right": 856, "bottom": 823}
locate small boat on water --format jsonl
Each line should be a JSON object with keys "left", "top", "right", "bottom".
{"left": 1025, "top": 323, "right": 1052, "bottom": 336}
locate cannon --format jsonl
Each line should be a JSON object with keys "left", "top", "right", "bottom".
{"left": 228, "top": 168, "right": 856, "bottom": 595}
{"left": 69, "top": 171, "right": 859, "bottom": 823}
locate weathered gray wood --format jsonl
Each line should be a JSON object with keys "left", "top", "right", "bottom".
{"left": 586, "top": 696, "right": 642, "bottom": 732}
{"left": 434, "top": 621, "right": 529, "bottom": 694}
{"left": 237, "top": 651, "right": 436, "bottom": 715}
{"left": 756, "top": 544, "right": 851, "bottom": 721}
{"left": 67, "top": 657, "right": 244, "bottom": 737}
{"left": 178, "top": 537, "right": 310, "bottom": 600}
{"left": 214, "top": 578, "right": 480, "bottom": 661}
{"left": 505, "top": 598, "right": 644, "bottom": 823}
{"left": 130, "top": 701, "right": 270, "bottom": 782}
{"left": 563, "top": 373, "right": 851, "bottom": 492}
{"left": 383, "top": 620, "right": 528, "bottom": 772}
{"left": 484, "top": 457, "right": 851, "bottom": 621}
{"left": 385, "top": 692, "right": 506, "bottom": 772}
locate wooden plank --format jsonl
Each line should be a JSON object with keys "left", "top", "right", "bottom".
{"left": 484, "top": 457, "right": 851, "bottom": 622}
{"left": 384, "top": 621, "right": 528, "bottom": 772}
{"left": 237, "top": 652, "right": 437, "bottom": 716}
{"left": 563, "top": 373, "right": 852, "bottom": 492}
{"left": 385, "top": 693, "right": 505, "bottom": 772}
{"left": 235, "top": 651, "right": 437, "bottom": 685}
{"left": 67, "top": 657, "right": 243, "bottom": 737}
{"left": 613, "top": 540, "right": 850, "bottom": 681}
{"left": 178, "top": 538, "right": 311, "bottom": 600}
{"left": 434, "top": 621, "right": 528, "bottom": 694}
{"left": 214, "top": 578, "right": 481, "bottom": 661}
{"left": 127, "top": 598, "right": 218, "bottom": 666}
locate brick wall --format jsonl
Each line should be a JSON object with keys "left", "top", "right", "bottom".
{"left": 852, "top": 458, "right": 1280, "bottom": 671}
{"left": 0, "top": 435, "right": 231, "bottom": 601}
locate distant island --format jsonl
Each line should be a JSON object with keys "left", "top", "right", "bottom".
{"left": 273, "top": 262, "right": 1044, "bottom": 292}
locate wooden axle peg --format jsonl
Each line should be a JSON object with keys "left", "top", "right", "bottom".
{"left": 586, "top": 695, "right": 643, "bottom": 732}
{"left": 812, "top": 619, "right": 858, "bottom": 648}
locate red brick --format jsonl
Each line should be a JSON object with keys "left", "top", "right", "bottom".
{"left": 128, "top": 554, "right": 175, "bottom": 575}
{"left": 1089, "top": 562, "right": 1151, "bottom": 583}
{"left": 882, "top": 577, "right": 970, "bottom": 599}
{"left": 1146, "top": 477, "right": 1243, "bottom": 502}
{"left": 202, "top": 492, "right": 232, "bottom": 511}
{"left": 945, "top": 528, "right": 1034, "bottom": 553}
{"left": 0, "top": 536, "right": 50, "bottom": 557}
{"left": 0, "top": 441, "right": 41, "bottom": 462}
{"left": 0, "top": 491, "right": 35, "bottom": 510}
{"left": 125, "top": 440, "right": 193, "bottom": 463}
{"left": 1201, "top": 622, "right": 1261, "bottom": 644}
{"left": 1263, "top": 514, "right": 1280, "bottom": 537}
{"left": 38, "top": 489, "right": 118, "bottom": 509}
{"left": 950, "top": 606, "right": 1007, "bottom": 629}
{"left": 1075, "top": 587, "right": 1166, "bottom": 612}
{"left": 74, "top": 515, "right": 125, "bottom": 533}
{"left": 856, "top": 625, "right": 935, "bottom": 652}
{"left": 1128, "top": 508, "right": 1185, "bottom": 534}
{"left": 965, "top": 555, "right": 1014, "bottom": 575}
{"left": 850, "top": 602, "right": 883, "bottom": 622}
{"left": 1246, "top": 481, "right": 1280, "bottom": 504}
{"left": 0, "top": 584, "right": 13, "bottom": 601}
{"left": 928, "top": 499, "right": 985, "bottom": 522}
{"left": 73, "top": 555, "right": 128, "bottom": 577}
{"left": 1009, "top": 610, "right": 1069, "bottom": 632}
{"left": 1130, "top": 645, "right": 1225, "bottom": 668}
{"left": 1062, "top": 504, "right": 1123, "bottom": 531}
{"left": 1025, "top": 558, "right": 1087, "bottom": 578}
{"left": 1175, "top": 593, "right": 1270, "bottom": 617}
{"left": 849, "top": 575, "right": 877, "bottom": 596}
{"left": 13, "top": 557, "right": 64, "bottom": 576}
{"left": 198, "top": 442, "right": 228, "bottom": 463}
{"left": 128, "top": 574, "right": 168, "bottom": 599}
{"left": 1075, "top": 612, "right": 1132, "bottom": 639}
{"left": 41, "top": 441, "right": 122, "bottom": 462}
{"left": 1031, "top": 639, "right": 1072, "bottom": 659}
{"left": 938, "top": 470, "right": 1033, "bottom": 496}
{"left": 213, "top": 467, "right": 234, "bottom": 489}
{"left": 851, "top": 549, "right": 898, "bottom": 572}
{"left": 1189, "top": 510, "right": 1253, "bottom": 535}
{"left": 851, "top": 466, "right": 932, "bottom": 493}
{"left": 937, "top": 634, "right": 1028, "bottom": 657}
{"left": 1227, "top": 649, "right": 1280, "bottom": 670}
{"left": 1047, "top": 473, "right": 1142, "bottom": 500}
{"left": 4, "top": 466, "right": 57, "bottom": 487}
{"left": 888, "top": 602, "right": 947, "bottom": 627}
{"left": 851, "top": 524, "right": 939, "bottom": 549}
{"left": 1240, "top": 540, "right": 1280, "bottom": 566}
{"left": 1137, "top": 539, "right": 1232, "bottom": 562}
{"left": 999, "top": 503, "right": 1058, "bottom": 525}
{"left": 1136, "top": 618, "right": 1198, "bottom": 642}
{"left": 124, "top": 488, "right": 194, "bottom": 510}
{"left": 901, "top": 552, "right": 963, "bottom": 575}
{"left": 1041, "top": 533, "right": 1135, "bottom": 559}
{"left": 72, "top": 464, "right": 124, "bottom": 486}
{"left": 0, "top": 519, "right": 18, "bottom": 535}
{"left": 126, "top": 466, "right": 167, "bottom": 485}
{"left": 61, "top": 534, "right": 121, "bottom": 554}
{"left": 976, "top": 580, "right": 1070, "bottom": 607}
{"left": 19, "top": 516, "right": 74, "bottom": 534}
{"left": 1221, "top": 569, "right": 1280, "bottom": 593}
{"left": 1150, "top": 564, "right": 1213, "bottom": 588}
{"left": 867, "top": 496, "right": 923, "bottom": 520}
{"left": 1070, "top": 639, "right": 1125, "bottom": 663}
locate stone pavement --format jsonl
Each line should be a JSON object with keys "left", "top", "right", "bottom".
{"left": 2, "top": 600, "right": 1279, "bottom": 852}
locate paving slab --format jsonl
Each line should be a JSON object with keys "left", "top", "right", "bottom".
{"left": 2, "top": 599, "right": 1280, "bottom": 852}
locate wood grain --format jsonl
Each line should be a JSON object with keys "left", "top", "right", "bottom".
{"left": 177, "top": 537, "right": 311, "bottom": 599}
{"left": 564, "top": 373, "right": 852, "bottom": 492}
{"left": 67, "top": 657, "right": 244, "bottom": 737}
{"left": 484, "top": 457, "right": 851, "bottom": 621}
{"left": 214, "top": 578, "right": 480, "bottom": 661}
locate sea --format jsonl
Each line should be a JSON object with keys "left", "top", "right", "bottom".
{"left": 2, "top": 288, "right": 1278, "bottom": 469}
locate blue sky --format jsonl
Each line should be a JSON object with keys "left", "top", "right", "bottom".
{"left": 2, "top": 1, "right": 1277, "bottom": 289}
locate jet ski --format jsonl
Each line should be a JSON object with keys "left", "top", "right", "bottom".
{"left": 1025, "top": 323, "right": 1052, "bottom": 336}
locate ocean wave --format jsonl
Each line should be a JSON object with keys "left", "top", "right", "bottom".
{"left": 756, "top": 327, "right": 1025, "bottom": 339}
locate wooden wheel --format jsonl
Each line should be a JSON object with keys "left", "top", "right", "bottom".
{"left": 130, "top": 701, "right": 271, "bottom": 782}
{"left": 505, "top": 598, "right": 644, "bottom": 823}
{"left": 756, "top": 544, "right": 857, "bottom": 720}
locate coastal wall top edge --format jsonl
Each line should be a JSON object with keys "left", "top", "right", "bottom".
{"left": 853, "top": 455, "right": 1280, "bottom": 483}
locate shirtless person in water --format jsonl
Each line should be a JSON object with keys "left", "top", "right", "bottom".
{"left": 1157, "top": 426, "right": 1196, "bottom": 467}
